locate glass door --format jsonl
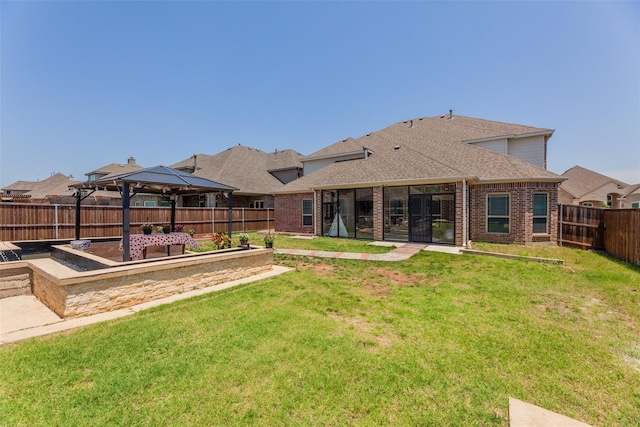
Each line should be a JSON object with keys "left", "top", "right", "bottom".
{"left": 409, "top": 194, "right": 432, "bottom": 242}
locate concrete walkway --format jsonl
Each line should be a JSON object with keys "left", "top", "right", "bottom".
{"left": 275, "top": 242, "right": 462, "bottom": 261}
{"left": 0, "top": 265, "right": 293, "bottom": 345}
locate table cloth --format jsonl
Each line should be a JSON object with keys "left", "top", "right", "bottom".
{"left": 119, "top": 232, "right": 200, "bottom": 260}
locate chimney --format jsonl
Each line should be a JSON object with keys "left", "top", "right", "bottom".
{"left": 128, "top": 157, "right": 136, "bottom": 165}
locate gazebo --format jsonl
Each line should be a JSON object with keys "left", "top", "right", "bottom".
{"left": 71, "top": 165, "right": 237, "bottom": 261}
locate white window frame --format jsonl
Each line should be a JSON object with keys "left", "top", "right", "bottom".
{"left": 486, "top": 193, "right": 510, "bottom": 234}
{"left": 249, "top": 200, "right": 265, "bottom": 209}
{"left": 532, "top": 193, "right": 549, "bottom": 234}
{"left": 632, "top": 202, "right": 640, "bottom": 208}
{"left": 143, "top": 201, "right": 156, "bottom": 207}
{"left": 302, "top": 199, "right": 313, "bottom": 226}
{"left": 581, "top": 202, "right": 593, "bottom": 207}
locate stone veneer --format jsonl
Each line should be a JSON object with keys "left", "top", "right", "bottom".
{"left": 28, "top": 248, "right": 273, "bottom": 318}
{"left": 0, "top": 263, "right": 31, "bottom": 298}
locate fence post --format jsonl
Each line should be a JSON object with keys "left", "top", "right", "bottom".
{"left": 211, "top": 207, "right": 215, "bottom": 234}
{"left": 267, "top": 208, "right": 270, "bottom": 231}
{"left": 558, "top": 204, "right": 563, "bottom": 246}
{"left": 242, "top": 208, "right": 245, "bottom": 232}
{"left": 55, "top": 204, "right": 59, "bottom": 239}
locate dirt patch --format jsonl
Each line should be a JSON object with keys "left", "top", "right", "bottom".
{"left": 294, "top": 261, "right": 336, "bottom": 275}
{"left": 372, "top": 267, "right": 437, "bottom": 287}
{"left": 357, "top": 280, "right": 392, "bottom": 297}
{"left": 328, "top": 312, "right": 394, "bottom": 349}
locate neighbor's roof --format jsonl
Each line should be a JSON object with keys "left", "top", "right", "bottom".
{"left": 279, "top": 114, "right": 561, "bottom": 192}
{"left": 560, "top": 165, "right": 628, "bottom": 198}
{"left": 85, "top": 160, "right": 143, "bottom": 178}
{"left": 172, "top": 145, "right": 303, "bottom": 195}
{"left": 4, "top": 173, "right": 81, "bottom": 200}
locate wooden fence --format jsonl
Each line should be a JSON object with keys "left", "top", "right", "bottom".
{"left": 559, "top": 204, "right": 640, "bottom": 265}
{"left": 0, "top": 203, "right": 275, "bottom": 241}
{"left": 603, "top": 209, "right": 640, "bottom": 265}
{"left": 558, "top": 204, "right": 605, "bottom": 250}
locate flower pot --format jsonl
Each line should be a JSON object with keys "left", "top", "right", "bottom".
{"left": 163, "top": 226, "right": 171, "bottom": 234}
{"left": 142, "top": 229, "right": 152, "bottom": 235}
{"left": 265, "top": 242, "right": 273, "bottom": 249}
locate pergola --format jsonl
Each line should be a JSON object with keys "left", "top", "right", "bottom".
{"left": 71, "top": 166, "right": 237, "bottom": 261}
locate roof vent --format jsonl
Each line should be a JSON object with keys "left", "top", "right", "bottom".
{"left": 394, "top": 145, "right": 401, "bottom": 150}
{"left": 449, "top": 109, "right": 453, "bottom": 119}
{"left": 363, "top": 146, "right": 369, "bottom": 159}
{"left": 409, "top": 120, "right": 414, "bottom": 128}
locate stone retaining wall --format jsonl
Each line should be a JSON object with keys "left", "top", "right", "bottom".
{"left": 30, "top": 248, "right": 273, "bottom": 318}
{"left": 0, "top": 263, "right": 31, "bottom": 298}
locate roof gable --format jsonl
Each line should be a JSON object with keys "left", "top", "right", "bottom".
{"left": 560, "top": 166, "right": 628, "bottom": 198}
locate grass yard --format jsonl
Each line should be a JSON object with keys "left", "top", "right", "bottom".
{"left": 193, "top": 232, "right": 393, "bottom": 253}
{"left": 1, "top": 244, "right": 639, "bottom": 426}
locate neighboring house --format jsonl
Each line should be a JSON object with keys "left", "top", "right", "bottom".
{"left": 558, "top": 166, "right": 630, "bottom": 208}
{"left": 1, "top": 173, "right": 80, "bottom": 203}
{"left": 620, "top": 184, "right": 640, "bottom": 209}
{"left": 275, "top": 113, "right": 564, "bottom": 246}
{"left": 172, "top": 145, "right": 302, "bottom": 208}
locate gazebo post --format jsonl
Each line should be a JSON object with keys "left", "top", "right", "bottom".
{"left": 122, "top": 182, "right": 131, "bottom": 261}
{"left": 170, "top": 195, "right": 177, "bottom": 231}
{"left": 75, "top": 190, "right": 82, "bottom": 241}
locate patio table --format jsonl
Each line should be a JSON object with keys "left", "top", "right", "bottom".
{"left": 119, "top": 232, "right": 200, "bottom": 260}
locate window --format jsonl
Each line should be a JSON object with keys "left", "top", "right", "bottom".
{"left": 143, "top": 201, "right": 156, "bottom": 207}
{"left": 632, "top": 202, "right": 640, "bottom": 208}
{"left": 487, "top": 194, "right": 510, "bottom": 233}
{"left": 249, "top": 201, "right": 264, "bottom": 209}
{"left": 302, "top": 199, "right": 313, "bottom": 226}
{"left": 581, "top": 202, "right": 593, "bottom": 207}
{"left": 533, "top": 193, "right": 548, "bottom": 234}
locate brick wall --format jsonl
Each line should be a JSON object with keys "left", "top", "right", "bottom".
{"left": 469, "top": 182, "right": 558, "bottom": 245}
{"left": 373, "top": 187, "right": 384, "bottom": 240}
{"left": 275, "top": 192, "right": 315, "bottom": 234}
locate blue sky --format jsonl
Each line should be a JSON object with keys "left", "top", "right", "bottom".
{"left": 1, "top": 1, "right": 639, "bottom": 188}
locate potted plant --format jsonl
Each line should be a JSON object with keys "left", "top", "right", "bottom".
{"left": 238, "top": 232, "right": 249, "bottom": 247}
{"left": 162, "top": 225, "right": 171, "bottom": 234}
{"left": 188, "top": 228, "right": 196, "bottom": 237}
{"left": 212, "top": 232, "right": 231, "bottom": 250}
{"left": 175, "top": 224, "right": 184, "bottom": 233}
{"left": 140, "top": 224, "right": 153, "bottom": 235}
{"left": 263, "top": 233, "right": 275, "bottom": 248}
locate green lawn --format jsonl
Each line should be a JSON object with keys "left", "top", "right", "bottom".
{"left": 1, "top": 245, "right": 639, "bottom": 426}
{"left": 193, "top": 232, "right": 394, "bottom": 253}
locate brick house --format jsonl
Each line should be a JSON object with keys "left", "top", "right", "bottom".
{"left": 274, "top": 113, "right": 563, "bottom": 246}
{"left": 559, "top": 165, "right": 639, "bottom": 209}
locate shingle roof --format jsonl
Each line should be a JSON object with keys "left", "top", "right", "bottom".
{"left": 18, "top": 173, "right": 81, "bottom": 200}
{"left": 172, "top": 145, "right": 303, "bottom": 195}
{"left": 560, "top": 166, "right": 628, "bottom": 198}
{"left": 304, "top": 115, "right": 552, "bottom": 160}
{"left": 85, "top": 159, "right": 143, "bottom": 178}
{"left": 280, "top": 114, "right": 560, "bottom": 192}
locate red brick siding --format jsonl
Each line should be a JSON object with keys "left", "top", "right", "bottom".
{"left": 469, "top": 182, "right": 558, "bottom": 245}
{"left": 373, "top": 187, "right": 384, "bottom": 240}
{"left": 275, "top": 192, "right": 315, "bottom": 234}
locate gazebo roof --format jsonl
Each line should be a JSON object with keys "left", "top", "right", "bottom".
{"left": 72, "top": 165, "right": 237, "bottom": 195}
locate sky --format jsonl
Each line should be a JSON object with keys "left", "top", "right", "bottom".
{"left": 1, "top": 1, "right": 639, "bottom": 188}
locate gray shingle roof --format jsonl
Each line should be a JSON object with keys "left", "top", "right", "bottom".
{"left": 560, "top": 165, "right": 628, "bottom": 198}
{"left": 172, "top": 145, "right": 303, "bottom": 195}
{"left": 280, "top": 114, "right": 561, "bottom": 193}
{"left": 14, "top": 173, "right": 81, "bottom": 200}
